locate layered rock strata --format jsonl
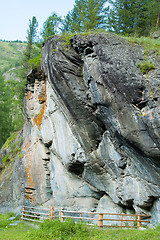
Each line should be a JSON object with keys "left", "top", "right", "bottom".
{"left": 1, "top": 33, "right": 160, "bottom": 223}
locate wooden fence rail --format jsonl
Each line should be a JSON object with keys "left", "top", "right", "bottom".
{"left": 21, "top": 206, "right": 150, "bottom": 228}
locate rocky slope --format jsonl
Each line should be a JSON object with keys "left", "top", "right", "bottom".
{"left": 0, "top": 33, "right": 160, "bottom": 224}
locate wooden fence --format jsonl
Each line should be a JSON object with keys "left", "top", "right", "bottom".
{"left": 21, "top": 206, "right": 150, "bottom": 228}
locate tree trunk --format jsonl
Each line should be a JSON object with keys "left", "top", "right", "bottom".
{"left": 156, "top": 10, "right": 160, "bottom": 29}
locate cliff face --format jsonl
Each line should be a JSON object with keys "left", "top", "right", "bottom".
{"left": 1, "top": 33, "right": 160, "bottom": 223}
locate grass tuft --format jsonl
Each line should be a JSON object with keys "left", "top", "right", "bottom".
{"left": 136, "top": 60, "right": 157, "bottom": 74}
{"left": 122, "top": 36, "right": 160, "bottom": 58}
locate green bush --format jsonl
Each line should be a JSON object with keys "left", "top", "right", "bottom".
{"left": 136, "top": 60, "right": 157, "bottom": 74}
{"left": 4, "top": 132, "right": 19, "bottom": 150}
{"left": 29, "top": 54, "right": 42, "bottom": 69}
{"left": 2, "top": 154, "right": 10, "bottom": 164}
{"left": 28, "top": 218, "right": 91, "bottom": 240}
{"left": 2, "top": 131, "right": 23, "bottom": 166}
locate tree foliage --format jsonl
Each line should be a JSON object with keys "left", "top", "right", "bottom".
{"left": 24, "top": 16, "right": 38, "bottom": 61}
{"left": 0, "top": 74, "right": 13, "bottom": 148}
{"left": 108, "top": 0, "right": 160, "bottom": 36}
{"left": 63, "top": 0, "right": 108, "bottom": 33}
{"left": 41, "top": 12, "right": 62, "bottom": 41}
{"left": 1, "top": 1, "right": 160, "bottom": 149}
{"left": 0, "top": 17, "right": 40, "bottom": 148}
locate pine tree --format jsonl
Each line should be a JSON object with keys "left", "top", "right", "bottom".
{"left": 108, "top": 0, "right": 160, "bottom": 36}
{"left": 108, "top": 0, "right": 136, "bottom": 34}
{"left": 0, "top": 74, "right": 13, "bottom": 148}
{"left": 65, "top": 0, "right": 86, "bottom": 33}
{"left": 41, "top": 12, "right": 62, "bottom": 41}
{"left": 147, "top": 0, "right": 160, "bottom": 30}
{"left": 62, "top": 11, "right": 73, "bottom": 33}
{"left": 63, "top": 0, "right": 108, "bottom": 33}
{"left": 84, "top": 0, "right": 108, "bottom": 30}
{"left": 24, "top": 16, "right": 38, "bottom": 61}
{"left": 134, "top": 0, "right": 150, "bottom": 36}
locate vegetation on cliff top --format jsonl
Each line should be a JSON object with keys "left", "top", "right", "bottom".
{"left": 123, "top": 36, "right": 160, "bottom": 57}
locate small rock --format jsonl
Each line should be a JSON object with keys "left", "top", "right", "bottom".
{"left": 8, "top": 217, "right": 16, "bottom": 221}
{"left": 9, "top": 223, "right": 18, "bottom": 226}
{"left": 15, "top": 221, "right": 22, "bottom": 223}
{"left": 147, "top": 224, "right": 156, "bottom": 229}
{"left": 138, "top": 227, "right": 147, "bottom": 231}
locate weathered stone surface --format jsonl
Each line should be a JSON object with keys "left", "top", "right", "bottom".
{"left": 150, "top": 198, "right": 160, "bottom": 225}
{"left": 0, "top": 131, "right": 26, "bottom": 213}
{"left": 1, "top": 33, "right": 160, "bottom": 224}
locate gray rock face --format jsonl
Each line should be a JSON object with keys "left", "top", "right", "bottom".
{"left": 0, "top": 131, "right": 26, "bottom": 214}
{"left": 1, "top": 33, "right": 160, "bottom": 224}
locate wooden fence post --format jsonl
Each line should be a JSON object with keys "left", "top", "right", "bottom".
{"left": 98, "top": 213, "right": 103, "bottom": 228}
{"left": 34, "top": 208, "right": 36, "bottom": 219}
{"left": 61, "top": 208, "right": 64, "bottom": 222}
{"left": 80, "top": 213, "right": 82, "bottom": 223}
{"left": 121, "top": 214, "right": 123, "bottom": 228}
{"left": 50, "top": 207, "right": 54, "bottom": 220}
{"left": 22, "top": 207, "right": 25, "bottom": 219}
{"left": 138, "top": 214, "right": 141, "bottom": 227}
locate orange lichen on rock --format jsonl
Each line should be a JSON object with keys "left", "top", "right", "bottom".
{"left": 143, "top": 113, "right": 149, "bottom": 116}
{"left": 26, "top": 152, "right": 34, "bottom": 189}
{"left": 27, "top": 91, "right": 32, "bottom": 99}
{"left": 23, "top": 140, "right": 35, "bottom": 203}
{"left": 38, "top": 94, "right": 45, "bottom": 103}
{"left": 33, "top": 81, "right": 47, "bottom": 130}
{"left": 33, "top": 104, "right": 46, "bottom": 130}
{"left": 26, "top": 168, "right": 34, "bottom": 188}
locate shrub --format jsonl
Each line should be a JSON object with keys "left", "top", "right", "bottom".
{"left": 136, "top": 60, "right": 157, "bottom": 74}
{"left": 28, "top": 218, "right": 91, "bottom": 240}
{"left": 4, "top": 132, "right": 19, "bottom": 150}
{"left": 2, "top": 154, "right": 10, "bottom": 164}
{"left": 2, "top": 131, "right": 23, "bottom": 166}
{"left": 29, "top": 54, "right": 42, "bottom": 69}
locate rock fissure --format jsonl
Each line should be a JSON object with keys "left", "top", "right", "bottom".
{"left": 1, "top": 33, "right": 160, "bottom": 223}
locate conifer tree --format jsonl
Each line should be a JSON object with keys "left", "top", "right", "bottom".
{"left": 0, "top": 74, "right": 13, "bottom": 147}
{"left": 41, "top": 12, "right": 62, "bottom": 41}
{"left": 24, "top": 16, "right": 38, "bottom": 62}
{"left": 84, "top": 0, "right": 108, "bottom": 30}
{"left": 63, "top": 0, "right": 108, "bottom": 33}
{"left": 108, "top": 0, "right": 160, "bottom": 36}
{"left": 147, "top": 0, "right": 160, "bottom": 29}
{"left": 62, "top": 11, "right": 73, "bottom": 33}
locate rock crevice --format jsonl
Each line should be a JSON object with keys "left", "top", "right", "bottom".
{"left": 1, "top": 33, "right": 160, "bottom": 223}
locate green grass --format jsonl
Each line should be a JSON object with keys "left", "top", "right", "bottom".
{"left": 0, "top": 41, "right": 41, "bottom": 73}
{"left": 122, "top": 36, "right": 160, "bottom": 58}
{"left": 1, "top": 131, "right": 23, "bottom": 166}
{"left": 54, "top": 29, "right": 107, "bottom": 51}
{"left": 0, "top": 41, "right": 26, "bottom": 72}
{"left": 1, "top": 214, "right": 160, "bottom": 240}
{"left": 136, "top": 60, "right": 157, "bottom": 74}
{"left": 0, "top": 213, "right": 36, "bottom": 240}
{"left": 27, "top": 219, "right": 160, "bottom": 240}
{"left": 4, "top": 132, "right": 19, "bottom": 150}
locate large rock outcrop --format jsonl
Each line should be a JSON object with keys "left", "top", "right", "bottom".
{"left": 1, "top": 33, "right": 160, "bottom": 223}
